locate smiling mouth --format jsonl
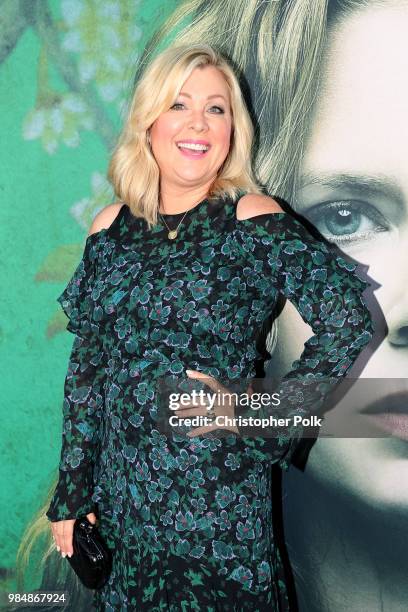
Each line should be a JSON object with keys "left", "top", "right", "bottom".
{"left": 176, "top": 142, "right": 211, "bottom": 156}
{"left": 360, "top": 392, "right": 408, "bottom": 440}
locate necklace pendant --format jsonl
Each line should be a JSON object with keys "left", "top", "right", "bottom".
{"left": 168, "top": 229, "right": 178, "bottom": 240}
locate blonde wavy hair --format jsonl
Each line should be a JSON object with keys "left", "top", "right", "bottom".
{"left": 107, "top": 42, "right": 263, "bottom": 229}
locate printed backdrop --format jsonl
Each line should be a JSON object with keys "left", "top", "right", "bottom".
{"left": 2, "top": 2, "right": 407, "bottom": 611}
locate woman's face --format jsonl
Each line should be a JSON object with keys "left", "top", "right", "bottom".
{"left": 273, "top": 3, "right": 408, "bottom": 509}
{"left": 149, "top": 65, "right": 232, "bottom": 192}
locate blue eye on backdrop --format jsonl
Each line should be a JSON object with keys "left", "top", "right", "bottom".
{"left": 305, "top": 201, "right": 389, "bottom": 245}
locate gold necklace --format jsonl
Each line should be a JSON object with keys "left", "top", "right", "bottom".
{"left": 158, "top": 198, "right": 205, "bottom": 240}
{"left": 159, "top": 209, "right": 189, "bottom": 240}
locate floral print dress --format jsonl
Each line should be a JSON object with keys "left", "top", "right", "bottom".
{"left": 46, "top": 194, "right": 374, "bottom": 611}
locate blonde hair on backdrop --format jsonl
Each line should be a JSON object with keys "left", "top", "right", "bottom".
{"left": 107, "top": 42, "right": 263, "bottom": 229}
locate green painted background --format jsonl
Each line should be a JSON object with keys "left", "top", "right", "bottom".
{"left": 0, "top": 0, "right": 180, "bottom": 594}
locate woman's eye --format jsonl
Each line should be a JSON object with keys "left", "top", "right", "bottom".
{"left": 169, "top": 103, "right": 225, "bottom": 113}
{"left": 209, "top": 105, "right": 224, "bottom": 114}
{"left": 305, "top": 201, "right": 389, "bottom": 245}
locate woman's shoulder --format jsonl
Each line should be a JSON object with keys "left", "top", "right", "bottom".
{"left": 88, "top": 201, "right": 126, "bottom": 236}
{"left": 233, "top": 194, "right": 334, "bottom": 258}
{"left": 235, "top": 192, "right": 284, "bottom": 221}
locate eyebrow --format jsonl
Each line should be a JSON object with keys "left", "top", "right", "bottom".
{"left": 178, "top": 92, "right": 228, "bottom": 102}
{"left": 298, "top": 171, "right": 404, "bottom": 203}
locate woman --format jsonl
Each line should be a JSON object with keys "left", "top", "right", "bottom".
{"left": 144, "top": 2, "right": 404, "bottom": 610}
{"left": 45, "top": 43, "right": 374, "bottom": 611}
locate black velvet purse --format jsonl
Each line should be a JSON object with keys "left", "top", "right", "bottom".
{"left": 67, "top": 516, "right": 113, "bottom": 590}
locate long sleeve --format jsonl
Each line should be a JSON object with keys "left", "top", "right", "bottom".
{"left": 235, "top": 214, "right": 374, "bottom": 470}
{"left": 46, "top": 234, "right": 107, "bottom": 521}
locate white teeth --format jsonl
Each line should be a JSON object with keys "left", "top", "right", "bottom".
{"left": 177, "top": 142, "right": 209, "bottom": 151}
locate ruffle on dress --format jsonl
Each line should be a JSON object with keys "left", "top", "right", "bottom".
{"left": 57, "top": 231, "right": 107, "bottom": 339}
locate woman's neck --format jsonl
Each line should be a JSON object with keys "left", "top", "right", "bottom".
{"left": 282, "top": 468, "right": 408, "bottom": 612}
{"left": 158, "top": 181, "right": 212, "bottom": 214}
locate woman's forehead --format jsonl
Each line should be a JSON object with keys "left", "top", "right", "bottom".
{"left": 301, "top": 6, "right": 408, "bottom": 170}
{"left": 180, "top": 65, "right": 230, "bottom": 94}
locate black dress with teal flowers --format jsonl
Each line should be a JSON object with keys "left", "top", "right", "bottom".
{"left": 46, "top": 194, "right": 373, "bottom": 611}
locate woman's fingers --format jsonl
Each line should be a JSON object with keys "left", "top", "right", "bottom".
{"left": 86, "top": 512, "right": 97, "bottom": 525}
{"left": 182, "top": 370, "right": 240, "bottom": 435}
{"left": 187, "top": 422, "right": 219, "bottom": 437}
{"left": 174, "top": 396, "right": 208, "bottom": 411}
{"left": 187, "top": 419, "right": 239, "bottom": 436}
{"left": 173, "top": 406, "right": 210, "bottom": 419}
{"left": 186, "top": 370, "right": 230, "bottom": 396}
{"left": 50, "top": 513, "right": 97, "bottom": 559}
{"left": 51, "top": 519, "right": 75, "bottom": 557}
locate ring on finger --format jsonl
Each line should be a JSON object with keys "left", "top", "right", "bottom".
{"left": 207, "top": 407, "right": 216, "bottom": 419}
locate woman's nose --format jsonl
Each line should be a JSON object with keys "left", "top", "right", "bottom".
{"left": 386, "top": 289, "right": 408, "bottom": 347}
{"left": 188, "top": 110, "right": 208, "bottom": 131}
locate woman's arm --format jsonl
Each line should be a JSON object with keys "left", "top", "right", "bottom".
{"left": 234, "top": 209, "right": 374, "bottom": 469}
{"left": 46, "top": 204, "right": 124, "bottom": 521}
{"left": 46, "top": 332, "right": 106, "bottom": 521}
{"left": 46, "top": 230, "right": 108, "bottom": 521}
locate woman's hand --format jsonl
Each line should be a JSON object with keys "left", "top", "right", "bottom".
{"left": 50, "top": 512, "right": 97, "bottom": 558}
{"left": 172, "top": 369, "right": 247, "bottom": 436}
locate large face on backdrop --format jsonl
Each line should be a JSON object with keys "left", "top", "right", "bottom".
{"left": 277, "top": 3, "right": 408, "bottom": 508}
{"left": 149, "top": 65, "right": 232, "bottom": 191}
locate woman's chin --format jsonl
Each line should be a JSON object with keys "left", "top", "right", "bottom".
{"left": 302, "top": 437, "right": 408, "bottom": 515}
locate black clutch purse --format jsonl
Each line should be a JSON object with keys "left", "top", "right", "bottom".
{"left": 67, "top": 516, "right": 113, "bottom": 590}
